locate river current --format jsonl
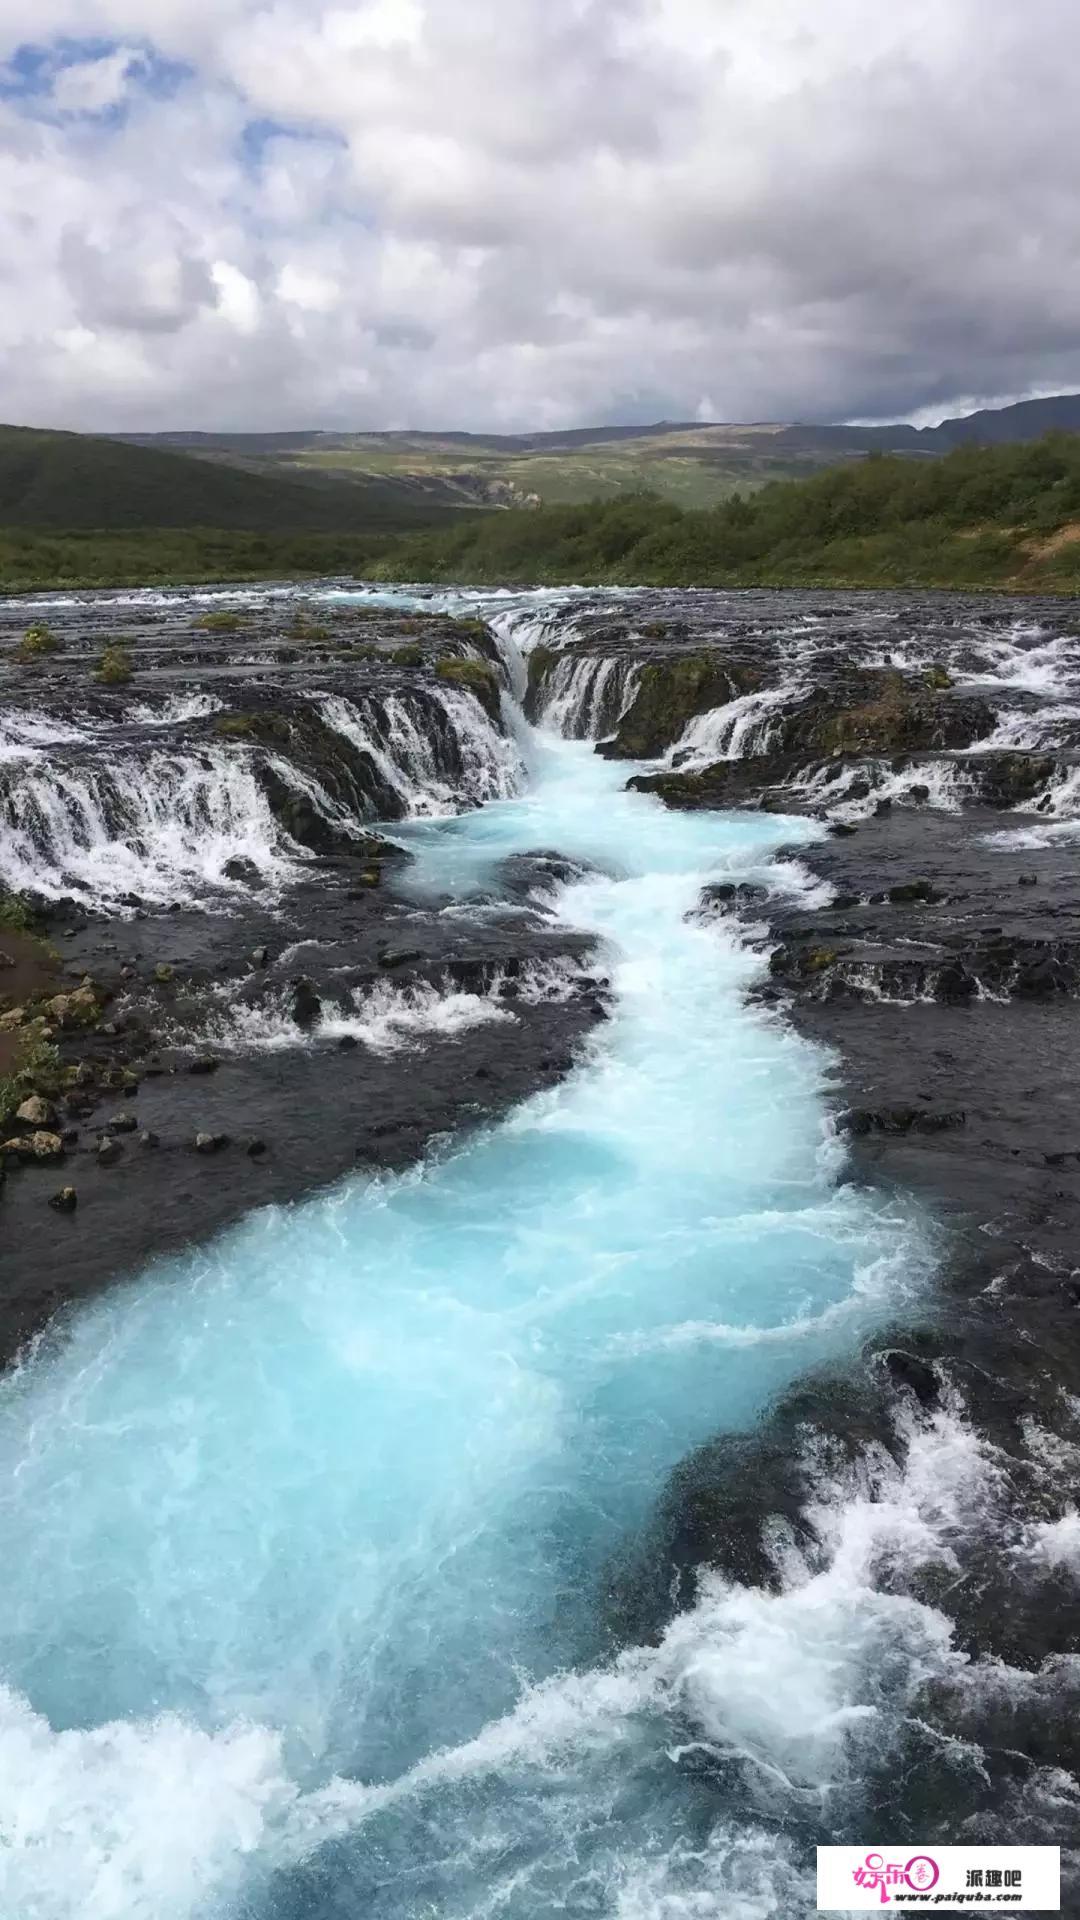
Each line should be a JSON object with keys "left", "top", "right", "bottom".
{"left": 0, "top": 594, "right": 938, "bottom": 1919}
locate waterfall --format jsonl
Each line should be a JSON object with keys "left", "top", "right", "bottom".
{"left": 0, "top": 748, "right": 299, "bottom": 909}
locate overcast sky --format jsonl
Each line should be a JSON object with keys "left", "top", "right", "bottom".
{"left": 0, "top": 0, "right": 1076, "bottom": 433}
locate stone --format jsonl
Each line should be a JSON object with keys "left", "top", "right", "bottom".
{"left": 1019, "top": 873, "right": 1039, "bottom": 887}
{"left": 2, "top": 1131, "right": 64, "bottom": 1162}
{"left": 49, "top": 1187, "right": 78, "bottom": 1214}
{"left": 291, "top": 977, "right": 322, "bottom": 1029}
{"left": 337, "top": 1034, "right": 359, "bottom": 1051}
{"left": 246, "top": 1137, "right": 267, "bottom": 1157}
{"left": 250, "top": 946, "right": 270, "bottom": 969}
{"left": 224, "top": 857, "right": 261, "bottom": 885}
{"left": 96, "top": 1137, "right": 123, "bottom": 1166}
{"left": 188, "top": 1057, "right": 220, "bottom": 1076}
{"left": 194, "top": 1132, "right": 230, "bottom": 1154}
{"left": 15, "top": 1095, "right": 55, "bottom": 1127}
{"left": 379, "top": 947, "right": 423, "bottom": 970}
{"left": 154, "top": 963, "right": 175, "bottom": 984}
{"left": 139, "top": 1130, "right": 160, "bottom": 1149}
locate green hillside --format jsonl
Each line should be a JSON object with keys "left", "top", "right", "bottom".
{"left": 0, "top": 425, "right": 470, "bottom": 533}
{"left": 365, "top": 436, "right": 1080, "bottom": 592}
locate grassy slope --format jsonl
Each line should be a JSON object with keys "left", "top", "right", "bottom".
{"left": 0, "top": 425, "right": 470, "bottom": 534}
{"left": 128, "top": 422, "right": 888, "bottom": 510}
{"left": 364, "top": 438, "right": 1080, "bottom": 593}
{"left": 6, "top": 435, "right": 1080, "bottom": 594}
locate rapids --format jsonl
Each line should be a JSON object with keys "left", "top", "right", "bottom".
{"left": 0, "top": 603, "right": 937, "bottom": 1919}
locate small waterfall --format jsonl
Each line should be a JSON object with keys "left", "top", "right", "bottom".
{"left": 669, "top": 684, "right": 796, "bottom": 769}
{"left": 317, "top": 688, "right": 522, "bottom": 818}
{"left": 0, "top": 748, "right": 298, "bottom": 910}
{"left": 537, "top": 655, "right": 642, "bottom": 739}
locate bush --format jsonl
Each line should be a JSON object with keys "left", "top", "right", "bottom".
{"left": 194, "top": 609, "right": 246, "bottom": 632}
{"left": 94, "top": 643, "right": 134, "bottom": 685}
{"left": 15, "top": 622, "right": 59, "bottom": 662}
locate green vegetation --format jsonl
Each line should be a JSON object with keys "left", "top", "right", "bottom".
{"left": 5, "top": 435, "right": 1080, "bottom": 594}
{"left": 0, "top": 425, "right": 470, "bottom": 537}
{"left": 365, "top": 436, "right": 1080, "bottom": 591}
{"left": 14, "top": 621, "right": 60, "bottom": 661}
{"left": 0, "top": 893, "right": 36, "bottom": 934}
{"left": 194, "top": 609, "right": 247, "bottom": 632}
{"left": 94, "top": 643, "right": 134, "bottom": 685}
{"left": 0, "top": 528, "right": 390, "bottom": 591}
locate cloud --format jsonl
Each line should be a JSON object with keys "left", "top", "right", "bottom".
{"left": 0, "top": 0, "right": 1077, "bottom": 429}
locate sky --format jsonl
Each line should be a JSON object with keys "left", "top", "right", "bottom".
{"left": 0, "top": 0, "right": 1076, "bottom": 434}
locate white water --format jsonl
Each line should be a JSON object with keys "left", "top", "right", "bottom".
{"left": 0, "top": 680, "right": 521, "bottom": 911}
{"left": 0, "top": 706, "right": 936, "bottom": 1919}
{"left": 0, "top": 749, "right": 300, "bottom": 909}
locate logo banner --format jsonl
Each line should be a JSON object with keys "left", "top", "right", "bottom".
{"left": 817, "top": 1846, "right": 1060, "bottom": 1911}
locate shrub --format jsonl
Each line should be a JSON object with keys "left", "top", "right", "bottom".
{"left": 94, "top": 643, "right": 134, "bottom": 685}
{"left": 15, "top": 622, "right": 59, "bottom": 662}
{"left": 194, "top": 609, "right": 246, "bottom": 632}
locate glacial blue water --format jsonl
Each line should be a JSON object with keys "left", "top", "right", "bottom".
{"left": 0, "top": 722, "right": 931, "bottom": 1919}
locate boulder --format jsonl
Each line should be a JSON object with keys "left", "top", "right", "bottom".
{"left": 15, "top": 1095, "right": 55, "bottom": 1128}
{"left": 194, "top": 1132, "right": 230, "bottom": 1154}
{"left": 2, "top": 1131, "right": 64, "bottom": 1162}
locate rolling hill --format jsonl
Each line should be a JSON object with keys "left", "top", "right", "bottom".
{"left": 0, "top": 425, "right": 472, "bottom": 533}
{"left": 118, "top": 393, "right": 1080, "bottom": 513}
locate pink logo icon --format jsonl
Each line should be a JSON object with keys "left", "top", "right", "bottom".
{"left": 852, "top": 1853, "right": 941, "bottom": 1904}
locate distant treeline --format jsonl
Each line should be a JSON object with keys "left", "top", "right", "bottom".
{"left": 4, "top": 435, "right": 1080, "bottom": 592}
{"left": 366, "top": 435, "right": 1080, "bottom": 589}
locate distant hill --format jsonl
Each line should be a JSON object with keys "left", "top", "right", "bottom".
{"left": 0, "top": 425, "right": 471, "bottom": 533}
{"left": 121, "top": 394, "right": 1080, "bottom": 513}
{"left": 922, "top": 393, "right": 1080, "bottom": 447}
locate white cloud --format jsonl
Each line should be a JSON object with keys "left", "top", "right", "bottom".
{"left": 0, "top": 0, "right": 1077, "bottom": 429}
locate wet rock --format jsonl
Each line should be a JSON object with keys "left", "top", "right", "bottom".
{"left": 886, "top": 879, "right": 943, "bottom": 904}
{"left": 840, "top": 1105, "right": 967, "bottom": 1136}
{"left": 699, "top": 881, "right": 771, "bottom": 915}
{"left": 139, "top": 1130, "right": 160, "bottom": 1149}
{"left": 2, "top": 1130, "right": 65, "bottom": 1162}
{"left": 15, "top": 1095, "right": 55, "bottom": 1128}
{"left": 49, "top": 1187, "right": 78, "bottom": 1214}
{"left": 194, "top": 1132, "right": 230, "bottom": 1155}
{"left": 96, "top": 1137, "right": 123, "bottom": 1166}
{"left": 188, "top": 1057, "right": 220, "bottom": 1076}
{"left": 290, "top": 977, "right": 322, "bottom": 1029}
{"left": 223, "top": 857, "right": 261, "bottom": 885}
{"left": 250, "top": 945, "right": 270, "bottom": 969}
{"left": 337, "top": 1035, "right": 359, "bottom": 1051}
{"left": 380, "top": 947, "right": 424, "bottom": 970}
{"left": 106, "top": 1113, "right": 139, "bottom": 1135}
{"left": 604, "top": 653, "right": 758, "bottom": 759}
{"left": 246, "top": 1137, "right": 267, "bottom": 1157}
